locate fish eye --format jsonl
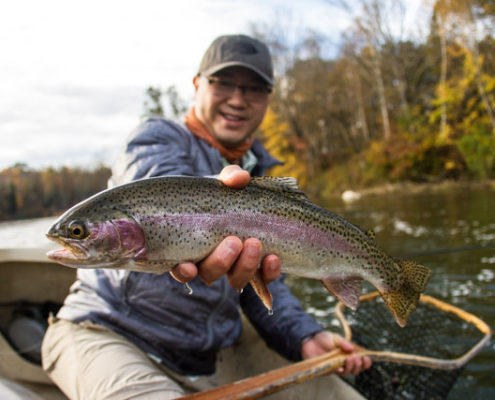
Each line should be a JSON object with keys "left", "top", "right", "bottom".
{"left": 68, "top": 220, "right": 87, "bottom": 239}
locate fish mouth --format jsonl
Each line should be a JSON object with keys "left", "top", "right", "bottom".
{"left": 45, "top": 233, "right": 127, "bottom": 269}
{"left": 45, "top": 234, "right": 90, "bottom": 265}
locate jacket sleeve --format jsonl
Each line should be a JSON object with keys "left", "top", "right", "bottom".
{"left": 240, "top": 275, "right": 324, "bottom": 361}
{"left": 110, "top": 118, "right": 195, "bottom": 185}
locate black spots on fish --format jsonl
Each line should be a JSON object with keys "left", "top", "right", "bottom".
{"left": 315, "top": 249, "right": 326, "bottom": 259}
{"left": 175, "top": 236, "right": 193, "bottom": 247}
{"left": 342, "top": 254, "right": 358, "bottom": 263}
{"left": 383, "top": 276, "right": 394, "bottom": 287}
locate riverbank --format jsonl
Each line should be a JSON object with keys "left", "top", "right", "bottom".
{"left": 316, "top": 178, "right": 495, "bottom": 202}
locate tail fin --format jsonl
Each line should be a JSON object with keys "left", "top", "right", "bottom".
{"left": 380, "top": 259, "right": 431, "bottom": 327}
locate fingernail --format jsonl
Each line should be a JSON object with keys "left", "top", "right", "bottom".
{"left": 224, "top": 168, "right": 235, "bottom": 179}
{"left": 169, "top": 270, "right": 182, "bottom": 283}
{"left": 225, "top": 238, "right": 241, "bottom": 256}
{"left": 246, "top": 245, "right": 260, "bottom": 257}
{"left": 268, "top": 258, "right": 278, "bottom": 271}
{"left": 246, "top": 240, "right": 262, "bottom": 256}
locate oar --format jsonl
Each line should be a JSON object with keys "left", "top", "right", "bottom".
{"left": 178, "top": 293, "right": 491, "bottom": 400}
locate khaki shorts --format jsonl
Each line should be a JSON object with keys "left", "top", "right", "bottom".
{"left": 42, "top": 318, "right": 365, "bottom": 400}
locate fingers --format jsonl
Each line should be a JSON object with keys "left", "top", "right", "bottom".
{"left": 300, "top": 331, "right": 372, "bottom": 376}
{"left": 301, "top": 337, "right": 326, "bottom": 359}
{"left": 171, "top": 236, "right": 280, "bottom": 290}
{"left": 301, "top": 331, "right": 338, "bottom": 359}
{"left": 260, "top": 254, "right": 281, "bottom": 284}
{"left": 333, "top": 334, "right": 371, "bottom": 375}
{"left": 170, "top": 263, "right": 198, "bottom": 283}
{"left": 361, "top": 356, "right": 372, "bottom": 371}
{"left": 339, "top": 354, "right": 362, "bottom": 376}
{"left": 217, "top": 165, "right": 250, "bottom": 189}
{"left": 227, "top": 238, "right": 262, "bottom": 289}
{"left": 338, "top": 355, "right": 372, "bottom": 376}
{"left": 171, "top": 237, "right": 243, "bottom": 285}
{"left": 225, "top": 240, "right": 281, "bottom": 289}
{"left": 332, "top": 334, "right": 355, "bottom": 353}
{"left": 197, "top": 236, "right": 243, "bottom": 285}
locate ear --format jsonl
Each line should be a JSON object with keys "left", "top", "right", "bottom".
{"left": 193, "top": 75, "right": 200, "bottom": 91}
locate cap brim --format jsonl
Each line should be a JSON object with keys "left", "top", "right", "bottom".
{"left": 201, "top": 62, "right": 274, "bottom": 86}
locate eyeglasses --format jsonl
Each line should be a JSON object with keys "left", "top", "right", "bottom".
{"left": 203, "top": 76, "right": 272, "bottom": 103}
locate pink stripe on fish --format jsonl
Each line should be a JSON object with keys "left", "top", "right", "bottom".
{"left": 142, "top": 212, "right": 364, "bottom": 256}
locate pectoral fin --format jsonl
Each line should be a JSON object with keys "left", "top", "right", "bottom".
{"left": 320, "top": 276, "right": 363, "bottom": 310}
{"left": 249, "top": 269, "right": 273, "bottom": 314}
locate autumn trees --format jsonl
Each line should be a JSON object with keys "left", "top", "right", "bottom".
{"left": 0, "top": 164, "right": 110, "bottom": 221}
{"left": 256, "top": 0, "right": 495, "bottom": 188}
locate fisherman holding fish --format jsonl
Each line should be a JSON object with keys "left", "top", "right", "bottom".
{"left": 42, "top": 34, "right": 374, "bottom": 399}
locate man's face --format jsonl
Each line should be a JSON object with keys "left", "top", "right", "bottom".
{"left": 193, "top": 66, "right": 270, "bottom": 147}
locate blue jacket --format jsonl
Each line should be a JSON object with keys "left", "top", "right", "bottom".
{"left": 57, "top": 118, "right": 324, "bottom": 375}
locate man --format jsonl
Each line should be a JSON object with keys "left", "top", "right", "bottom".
{"left": 42, "top": 34, "right": 371, "bottom": 399}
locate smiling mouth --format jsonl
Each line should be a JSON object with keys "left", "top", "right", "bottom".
{"left": 221, "top": 112, "right": 246, "bottom": 122}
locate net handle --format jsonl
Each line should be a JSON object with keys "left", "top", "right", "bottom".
{"left": 179, "top": 349, "right": 348, "bottom": 400}
{"left": 180, "top": 293, "right": 491, "bottom": 399}
{"left": 335, "top": 291, "right": 492, "bottom": 370}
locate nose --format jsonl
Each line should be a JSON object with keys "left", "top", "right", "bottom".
{"left": 227, "top": 87, "right": 248, "bottom": 108}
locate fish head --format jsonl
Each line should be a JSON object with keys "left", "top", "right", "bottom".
{"left": 46, "top": 207, "right": 146, "bottom": 269}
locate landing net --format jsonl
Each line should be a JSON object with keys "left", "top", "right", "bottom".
{"left": 336, "top": 292, "right": 491, "bottom": 400}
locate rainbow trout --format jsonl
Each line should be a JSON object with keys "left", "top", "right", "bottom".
{"left": 46, "top": 176, "right": 431, "bottom": 326}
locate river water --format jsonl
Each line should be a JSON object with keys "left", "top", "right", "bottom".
{"left": 287, "top": 184, "right": 495, "bottom": 399}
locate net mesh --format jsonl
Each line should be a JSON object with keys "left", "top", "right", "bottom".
{"left": 340, "top": 295, "right": 485, "bottom": 400}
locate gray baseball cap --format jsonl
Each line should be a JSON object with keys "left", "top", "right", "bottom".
{"left": 198, "top": 34, "right": 274, "bottom": 86}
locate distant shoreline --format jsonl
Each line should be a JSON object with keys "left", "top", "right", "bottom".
{"left": 348, "top": 179, "right": 495, "bottom": 196}
{"left": 312, "top": 179, "right": 495, "bottom": 203}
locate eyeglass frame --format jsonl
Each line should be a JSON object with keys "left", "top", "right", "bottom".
{"left": 201, "top": 75, "right": 273, "bottom": 102}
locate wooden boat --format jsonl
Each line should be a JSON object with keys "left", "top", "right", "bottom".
{"left": 0, "top": 218, "right": 361, "bottom": 400}
{"left": 0, "top": 218, "right": 72, "bottom": 399}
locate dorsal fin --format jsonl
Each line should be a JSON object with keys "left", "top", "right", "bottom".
{"left": 249, "top": 177, "right": 309, "bottom": 202}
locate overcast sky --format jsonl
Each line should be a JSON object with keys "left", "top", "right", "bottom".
{"left": 0, "top": 0, "right": 426, "bottom": 170}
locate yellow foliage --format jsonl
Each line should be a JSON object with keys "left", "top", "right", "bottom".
{"left": 258, "top": 108, "right": 308, "bottom": 187}
{"left": 484, "top": 74, "right": 495, "bottom": 92}
{"left": 432, "top": 39, "right": 495, "bottom": 145}
{"left": 445, "top": 160, "right": 456, "bottom": 170}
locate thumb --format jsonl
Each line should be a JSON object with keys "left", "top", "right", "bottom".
{"left": 333, "top": 334, "right": 355, "bottom": 353}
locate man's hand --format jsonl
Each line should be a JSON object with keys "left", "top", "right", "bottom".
{"left": 301, "top": 331, "right": 372, "bottom": 376}
{"left": 170, "top": 165, "right": 281, "bottom": 289}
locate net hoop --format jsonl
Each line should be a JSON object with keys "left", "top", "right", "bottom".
{"left": 335, "top": 291, "right": 492, "bottom": 370}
